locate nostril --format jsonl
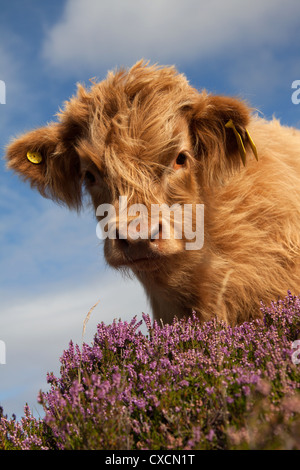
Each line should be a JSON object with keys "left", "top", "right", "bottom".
{"left": 116, "top": 228, "right": 127, "bottom": 240}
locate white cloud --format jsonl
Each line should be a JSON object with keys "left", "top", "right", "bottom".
{"left": 43, "top": 0, "right": 300, "bottom": 76}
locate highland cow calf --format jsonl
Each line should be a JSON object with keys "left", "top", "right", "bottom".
{"left": 6, "top": 61, "right": 300, "bottom": 324}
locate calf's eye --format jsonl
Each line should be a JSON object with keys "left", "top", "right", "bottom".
{"left": 176, "top": 153, "right": 187, "bottom": 165}
{"left": 173, "top": 152, "right": 187, "bottom": 170}
{"left": 84, "top": 170, "right": 96, "bottom": 184}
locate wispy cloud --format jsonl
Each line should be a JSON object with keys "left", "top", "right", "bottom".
{"left": 42, "top": 0, "right": 300, "bottom": 76}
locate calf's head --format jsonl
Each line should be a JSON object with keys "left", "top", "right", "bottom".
{"left": 6, "top": 61, "right": 251, "bottom": 274}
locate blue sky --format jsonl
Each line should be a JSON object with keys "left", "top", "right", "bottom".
{"left": 0, "top": 0, "right": 300, "bottom": 419}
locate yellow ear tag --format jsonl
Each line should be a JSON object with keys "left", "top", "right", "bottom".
{"left": 245, "top": 129, "right": 258, "bottom": 161}
{"left": 27, "top": 151, "right": 43, "bottom": 164}
{"left": 225, "top": 119, "right": 246, "bottom": 166}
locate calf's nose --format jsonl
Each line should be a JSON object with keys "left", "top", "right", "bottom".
{"left": 115, "top": 221, "right": 163, "bottom": 260}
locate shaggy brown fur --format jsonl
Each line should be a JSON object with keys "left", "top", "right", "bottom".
{"left": 5, "top": 60, "right": 300, "bottom": 324}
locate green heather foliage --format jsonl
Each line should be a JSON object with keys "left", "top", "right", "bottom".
{"left": 0, "top": 292, "right": 300, "bottom": 450}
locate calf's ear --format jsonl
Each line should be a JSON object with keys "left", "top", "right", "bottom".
{"left": 5, "top": 123, "right": 82, "bottom": 209}
{"left": 189, "top": 94, "right": 257, "bottom": 183}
